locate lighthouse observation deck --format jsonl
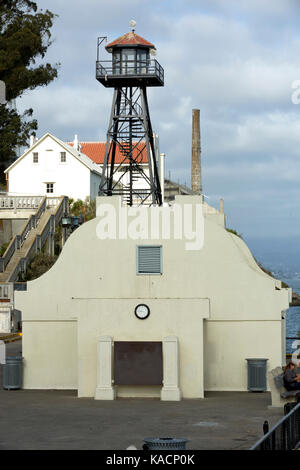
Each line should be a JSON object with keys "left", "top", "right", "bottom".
{"left": 96, "top": 59, "right": 164, "bottom": 88}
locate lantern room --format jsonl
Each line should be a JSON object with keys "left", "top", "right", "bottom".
{"left": 96, "top": 27, "right": 164, "bottom": 88}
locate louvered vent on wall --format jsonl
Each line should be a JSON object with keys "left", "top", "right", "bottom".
{"left": 137, "top": 246, "right": 162, "bottom": 275}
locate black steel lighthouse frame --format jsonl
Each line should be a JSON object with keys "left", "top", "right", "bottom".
{"left": 96, "top": 33, "right": 164, "bottom": 206}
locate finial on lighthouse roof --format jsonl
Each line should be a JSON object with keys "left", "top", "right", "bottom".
{"left": 129, "top": 19, "right": 136, "bottom": 32}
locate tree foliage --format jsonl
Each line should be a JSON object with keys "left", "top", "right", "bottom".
{"left": 21, "top": 251, "right": 57, "bottom": 281}
{"left": 0, "top": 0, "right": 59, "bottom": 168}
{"left": 0, "top": 0, "right": 58, "bottom": 101}
{"left": 0, "top": 105, "right": 37, "bottom": 164}
{"left": 69, "top": 197, "right": 96, "bottom": 222}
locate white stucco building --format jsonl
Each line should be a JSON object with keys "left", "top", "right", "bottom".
{"left": 15, "top": 195, "right": 290, "bottom": 399}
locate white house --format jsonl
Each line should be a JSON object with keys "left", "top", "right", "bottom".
{"left": 5, "top": 133, "right": 102, "bottom": 201}
{"left": 4, "top": 133, "right": 153, "bottom": 203}
{"left": 15, "top": 195, "right": 290, "bottom": 400}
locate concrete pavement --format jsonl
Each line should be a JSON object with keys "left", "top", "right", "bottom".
{"left": 0, "top": 341, "right": 284, "bottom": 450}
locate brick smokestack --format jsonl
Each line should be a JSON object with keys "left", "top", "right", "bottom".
{"left": 191, "top": 108, "right": 202, "bottom": 194}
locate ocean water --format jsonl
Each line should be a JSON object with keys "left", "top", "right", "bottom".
{"left": 286, "top": 307, "right": 300, "bottom": 354}
{"left": 244, "top": 237, "right": 300, "bottom": 355}
{"left": 284, "top": 279, "right": 300, "bottom": 354}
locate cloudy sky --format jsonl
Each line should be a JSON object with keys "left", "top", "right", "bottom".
{"left": 17, "top": 0, "right": 300, "bottom": 258}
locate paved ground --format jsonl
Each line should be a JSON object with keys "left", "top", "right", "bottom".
{"left": 0, "top": 341, "right": 284, "bottom": 450}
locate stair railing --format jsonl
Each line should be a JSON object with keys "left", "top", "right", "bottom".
{"left": 8, "top": 196, "right": 68, "bottom": 282}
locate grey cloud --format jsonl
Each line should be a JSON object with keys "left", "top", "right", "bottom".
{"left": 17, "top": 0, "right": 300, "bottom": 238}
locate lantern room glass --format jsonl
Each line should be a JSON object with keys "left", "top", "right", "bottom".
{"left": 112, "top": 48, "right": 150, "bottom": 75}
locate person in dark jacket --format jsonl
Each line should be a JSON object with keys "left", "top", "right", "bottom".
{"left": 283, "top": 362, "right": 300, "bottom": 391}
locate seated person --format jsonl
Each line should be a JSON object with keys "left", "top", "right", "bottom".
{"left": 283, "top": 362, "right": 300, "bottom": 391}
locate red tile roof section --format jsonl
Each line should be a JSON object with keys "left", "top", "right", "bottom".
{"left": 106, "top": 31, "right": 155, "bottom": 50}
{"left": 68, "top": 142, "right": 148, "bottom": 165}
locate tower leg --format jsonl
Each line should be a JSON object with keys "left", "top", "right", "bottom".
{"left": 99, "top": 86, "right": 162, "bottom": 206}
{"left": 99, "top": 89, "right": 120, "bottom": 195}
{"left": 141, "top": 87, "right": 162, "bottom": 205}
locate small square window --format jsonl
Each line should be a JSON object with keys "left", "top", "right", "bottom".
{"left": 137, "top": 245, "right": 162, "bottom": 275}
{"left": 60, "top": 152, "right": 66, "bottom": 163}
{"left": 46, "top": 183, "right": 54, "bottom": 193}
{"left": 33, "top": 152, "right": 38, "bottom": 163}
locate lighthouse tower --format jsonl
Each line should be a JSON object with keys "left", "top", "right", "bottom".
{"left": 96, "top": 23, "right": 164, "bottom": 205}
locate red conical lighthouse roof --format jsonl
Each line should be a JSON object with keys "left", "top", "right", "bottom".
{"left": 106, "top": 31, "right": 155, "bottom": 50}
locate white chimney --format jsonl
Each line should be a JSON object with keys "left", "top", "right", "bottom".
{"left": 219, "top": 198, "right": 224, "bottom": 214}
{"left": 29, "top": 135, "right": 35, "bottom": 148}
{"left": 73, "top": 134, "right": 79, "bottom": 151}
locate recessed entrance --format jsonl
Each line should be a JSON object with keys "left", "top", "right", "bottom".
{"left": 114, "top": 341, "right": 162, "bottom": 385}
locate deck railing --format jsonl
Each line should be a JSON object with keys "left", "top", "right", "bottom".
{"left": 251, "top": 397, "right": 300, "bottom": 450}
{"left": 0, "top": 196, "right": 44, "bottom": 210}
{"left": 0, "top": 196, "right": 62, "bottom": 211}
{"left": 96, "top": 59, "right": 164, "bottom": 84}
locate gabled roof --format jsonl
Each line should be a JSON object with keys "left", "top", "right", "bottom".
{"left": 68, "top": 141, "right": 149, "bottom": 165}
{"left": 5, "top": 133, "right": 102, "bottom": 176}
{"left": 106, "top": 31, "right": 155, "bottom": 50}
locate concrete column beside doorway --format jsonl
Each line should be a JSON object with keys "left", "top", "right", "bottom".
{"left": 161, "top": 336, "right": 181, "bottom": 401}
{"left": 94, "top": 336, "right": 115, "bottom": 400}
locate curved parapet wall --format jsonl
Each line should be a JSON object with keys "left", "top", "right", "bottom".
{"left": 15, "top": 195, "right": 290, "bottom": 396}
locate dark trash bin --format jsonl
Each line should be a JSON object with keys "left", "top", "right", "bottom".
{"left": 143, "top": 438, "right": 189, "bottom": 450}
{"left": 284, "top": 402, "right": 296, "bottom": 415}
{"left": 246, "top": 358, "right": 268, "bottom": 392}
{"left": 3, "top": 356, "right": 23, "bottom": 390}
{"left": 284, "top": 394, "right": 300, "bottom": 415}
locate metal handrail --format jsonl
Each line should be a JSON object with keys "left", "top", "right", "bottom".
{"left": 19, "top": 196, "right": 47, "bottom": 246}
{"left": 40, "top": 217, "right": 51, "bottom": 247}
{"left": 251, "top": 400, "right": 300, "bottom": 450}
{"left": 0, "top": 197, "right": 48, "bottom": 272}
{"left": 54, "top": 196, "right": 68, "bottom": 224}
{"left": 96, "top": 59, "right": 164, "bottom": 82}
{"left": 10, "top": 259, "right": 23, "bottom": 283}
{"left": 35, "top": 196, "right": 47, "bottom": 223}
{"left": 1, "top": 196, "right": 68, "bottom": 281}
{"left": 0, "top": 237, "right": 18, "bottom": 272}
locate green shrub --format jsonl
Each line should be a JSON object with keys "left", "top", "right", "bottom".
{"left": 21, "top": 252, "right": 57, "bottom": 281}
{"left": 0, "top": 241, "right": 9, "bottom": 257}
{"left": 69, "top": 197, "right": 96, "bottom": 221}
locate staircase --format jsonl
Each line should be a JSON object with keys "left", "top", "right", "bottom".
{"left": 0, "top": 196, "right": 68, "bottom": 282}
{"left": 117, "top": 93, "right": 153, "bottom": 206}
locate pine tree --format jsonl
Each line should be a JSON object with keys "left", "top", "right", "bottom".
{"left": 0, "top": 0, "right": 59, "bottom": 179}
